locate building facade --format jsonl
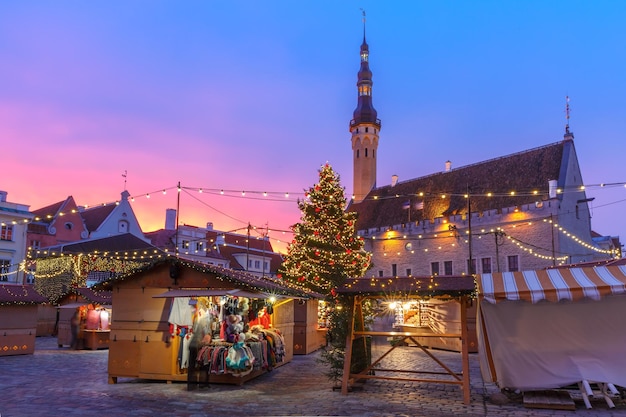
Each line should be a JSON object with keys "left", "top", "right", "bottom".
{"left": 346, "top": 32, "right": 619, "bottom": 278}
{"left": 0, "top": 191, "right": 34, "bottom": 284}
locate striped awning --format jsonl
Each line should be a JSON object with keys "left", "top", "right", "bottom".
{"left": 478, "top": 265, "right": 626, "bottom": 304}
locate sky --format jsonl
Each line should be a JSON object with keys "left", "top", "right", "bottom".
{"left": 2, "top": 1, "right": 626, "bottom": 254}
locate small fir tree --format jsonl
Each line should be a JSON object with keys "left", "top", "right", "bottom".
{"left": 278, "top": 163, "right": 371, "bottom": 295}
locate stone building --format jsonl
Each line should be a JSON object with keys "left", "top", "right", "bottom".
{"left": 346, "top": 27, "right": 619, "bottom": 278}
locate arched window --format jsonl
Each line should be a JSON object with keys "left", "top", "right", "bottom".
{"left": 118, "top": 220, "right": 129, "bottom": 233}
{"left": 365, "top": 148, "right": 368, "bottom": 157}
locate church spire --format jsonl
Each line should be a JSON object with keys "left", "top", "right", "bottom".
{"left": 350, "top": 10, "right": 381, "bottom": 203}
{"left": 351, "top": 10, "right": 379, "bottom": 127}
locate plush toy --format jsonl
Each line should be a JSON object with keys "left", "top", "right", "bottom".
{"left": 225, "top": 314, "right": 244, "bottom": 343}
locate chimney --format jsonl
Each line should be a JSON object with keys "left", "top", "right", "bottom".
{"left": 0, "top": 191, "right": 7, "bottom": 203}
{"left": 206, "top": 222, "right": 213, "bottom": 231}
{"left": 391, "top": 175, "right": 399, "bottom": 187}
{"left": 445, "top": 160, "right": 452, "bottom": 172}
{"left": 548, "top": 180, "right": 558, "bottom": 199}
{"left": 165, "top": 208, "right": 177, "bottom": 230}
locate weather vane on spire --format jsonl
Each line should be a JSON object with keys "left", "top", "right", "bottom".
{"left": 360, "top": 8, "right": 366, "bottom": 37}
{"left": 122, "top": 170, "right": 127, "bottom": 191}
{"left": 565, "top": 95, "right": 571, "bottom": 134}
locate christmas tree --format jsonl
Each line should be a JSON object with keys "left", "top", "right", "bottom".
{"left": 279, "top": 163, "right": 371, "bottom": 295}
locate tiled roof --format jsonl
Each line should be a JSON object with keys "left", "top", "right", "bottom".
{"left": 32, "top": 199, "right": 67, "bottom": 224}
{"left": 337, "top": 276, "right": 476, "bottom": 298}
{"left": 216, "top": 244, "right": 283, "bottom": 272}
{"left": 207, "top": 230, "right": 275, "bottom": 252}
{"left": 348, "top": 141, "right": 566, "bottom": 230}
{"left": 0, "top": 284, "right": 48, "bottom": 305}
{"left": 144, "top": 229, "right": 177, "bottom": 252}
{"left": 81, "top": 204, "right": 116, "bottom": 232}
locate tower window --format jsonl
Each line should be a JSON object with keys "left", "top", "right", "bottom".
{"left": 365, "top": 127, "right": 369, "bottom": 133}
{"left": 373, "top": 149, "right": 375, "bottom": 158}
{"left": 356, "top": 149, "right": 360, "bottom": 158}
{"left": 365, "top": 148, "right": 368, "bottom": 157}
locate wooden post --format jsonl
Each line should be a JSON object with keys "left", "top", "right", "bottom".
{"left": 460, "top": 295, "right": 471, "bottom": 404}
{"left": 341, "top": 295, "right": 359, "bottom": 394}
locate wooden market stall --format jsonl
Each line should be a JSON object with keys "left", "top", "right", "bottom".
{"left": 0, "top": 284, "right": 48, "bottom": 356}
{"left": 293, "top": 299, "right": 328, "bottom": 354}
{"left": 336, "top": 275, "right": 476, "bottom": 405}
{"left": 56, "top": 287, "right": 112, "bottom": 350}
{"left": 95, "top": 258, "right": 313, "bottom": 387}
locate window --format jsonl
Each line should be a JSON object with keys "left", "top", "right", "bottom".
{"left": 64, "top": 222, "right": 73, "bottom": 230}
{"left": 431, "top": 262, "right": 440, "bottom": 276}
{"left": 264, "top": 261, "right": 269, "bottom": 272}
{"left": 378, "top": 270, "right": 383, "bottom": 277}
{"left": 195, "top": 242, "right": 204, "bottom": 251}
{"left": 356, "top": 149, "right": 360, "bottom": 158}
{"left": 508, "top": 255, "right": 519, "bottom": 272}
{"left": 182, "top": 240, "right": 190, "bottom": 249}
{"left": 365, "top": 148, "right": 368, "bottom": 157}
{"left": 481, "top": 257, "right": 492, "bottom": 274}
{"left": 254, "top": 260, "right": 261, "bottom": 269}
{"left": 467, "top": 258, "right": 477, "bottom": 275}
{"left": 0, "top": 260, "right": 9, "bottom": 281}
{"left": 1, "top": 225, "right": 13, "bottom": 241}
{"left": 391, "top": 264, "right": 397, "bottom": 276}
{"left": 118, "top": 220, "right": 129, "bottom": 233}
{"left": 373, "top": 149, "right": 375, "bottom": 158}
{"left": 444, "top": 261, "right": 453, "bottom": 276}
{"left": 30, "top": 240, "right": 41, "bottom": 250}
{"left": 406, "top": 268, "right": 412, "bottom": 277}
{"left": 365, "top": 127, "right": 369, "bottom": 133}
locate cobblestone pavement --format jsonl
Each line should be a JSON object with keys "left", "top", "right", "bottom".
{"left": 0, "top": 336, "right": 624, "bottom": 417}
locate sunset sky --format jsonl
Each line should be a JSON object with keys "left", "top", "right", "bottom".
{"left": 2, "top": 1, "right": 626, "bottom": 253}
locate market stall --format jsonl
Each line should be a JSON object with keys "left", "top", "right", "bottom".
{"left": 56, "top": 287, "right": 112, "bottom": 349}
{"left": 336, "top": 275, "right": 476, "bottom": 405}
{"left": 477, "top": 265, "right": 626, "bottom": 393}
{"left": 0, "top": 284, "right": 48, "bottom": 356}
{"left": 96, "top": 258, "right": 313, "bottom": 387}
{"left": 293, "top": 299, "right": 328, "bottom": 355}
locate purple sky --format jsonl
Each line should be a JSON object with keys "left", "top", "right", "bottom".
{"left": 2, "top": 1, "right": 625, "bottom": 253}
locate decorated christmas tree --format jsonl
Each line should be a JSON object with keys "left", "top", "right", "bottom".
{"left": 279, "top": 163, "right": 371, "bottom": 295}
{"left": 279, "top": 163, "right": 372, "bottom": 387}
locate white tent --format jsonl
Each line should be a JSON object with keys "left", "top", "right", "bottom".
{"left": 477, "top": 265, "right": 626, "bottom": 391}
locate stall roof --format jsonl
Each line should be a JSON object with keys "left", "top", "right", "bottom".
{"left": 336, "top": 276, "right": 476, "bottom": 298}
{"left": 0, "top": 284, "right": 48, "bottom": 305}
{"left": 73, "top": 287, "right": 112, "bottom": 304}
{"left": 153, "top": 288, "right": 277, "bottom": 299}
{"left": 477, "top": 265, "right": 626, "bottom": 304}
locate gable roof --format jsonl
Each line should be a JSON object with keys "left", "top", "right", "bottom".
{"left": 0, "top": 284, "right": 48, "bottom": 305}
{"left": 81, "top": 204, "right": 116, "bottom": 232}
{"left": 348, "top": 141, "right": 566, "bottom": 230}
{"left": 32, "top": 199, "right": 66, "bottom": 223}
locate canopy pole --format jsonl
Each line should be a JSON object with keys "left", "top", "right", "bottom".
{"left": 460, "top": 295, "right": 471, "bottom": 405}
{"left": 341, "top": 295, "right": 359, "bottom": 394}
